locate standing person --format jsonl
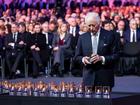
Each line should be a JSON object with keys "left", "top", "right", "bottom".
{"left": 75, "top": 12, "right": 120, "bottom": 89}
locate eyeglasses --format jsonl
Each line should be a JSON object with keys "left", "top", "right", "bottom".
{"left": 88, "top": 24, "right": 99, "bottom": 28}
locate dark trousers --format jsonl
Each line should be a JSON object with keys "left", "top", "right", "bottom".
{"left": 31, "top": 50, "right": 43, "bottom": 76}
{"left": 40, "top": 47, "right": 51, "bottom": 67}
{"left": 6, "top": 51, "right": 23, "bottom": 73}
{"left": 53, "top": 47, "right": 73, "bottom": 71}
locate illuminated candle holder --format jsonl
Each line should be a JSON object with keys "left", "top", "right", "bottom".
{"left": 67, "top": 82, "right": 75, "bottom": 98}
{"left": 53, "top": 85, "right": 60, "bottom": 97}
{"left": 94, "top": 86, "right": 102, "bottom": 98}
{"left": 84, "top": 86, "right": 93, "bottom": 98}
{"left": 60, "top": 82, "right": 67, "bottom": 97}
{"left": 76, "top": 83, "right": 84, "bottom": 98}
{"left": 102, "top": 86, "right": 111, "bottom": 99}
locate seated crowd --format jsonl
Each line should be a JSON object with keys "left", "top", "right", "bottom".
{"left": 0, "top": 1, "right": 140, "bottom": 79}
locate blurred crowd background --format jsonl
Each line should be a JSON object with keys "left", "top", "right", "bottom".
{"left": 0, "top": 0, "right": 140, "bottom": 79}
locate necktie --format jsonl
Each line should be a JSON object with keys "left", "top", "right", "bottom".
{"left": 13, "top": 33, "right": 16, "bottom": 42}
{"left": 72, "top": 27, "right": 75, "bottom": 37}
{"left": 92, "top": 34, "right": 98, "bottom": 54}
{"left": 46, "top": 33, "right": 48, "bottom": 44}
{"left": 132, "top": 31, "right": 136, "bottom": 42}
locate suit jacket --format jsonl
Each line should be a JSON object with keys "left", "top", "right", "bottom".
{"left": 0, "top": 36, "right": 5, "bottom": 56}
{"left": 124, "top": 29, "right": 140, "bottom": 43}
{"left": 41, "top": 32, "right": 54, "bottom": 60}
{"left": 29, "top": 32, "right": 46, "bottom": 50}
{"left": 69, "top": 26, "right": 80, "bottom": 51}
{"left": 52, "top": 33, "right": 71, "bottom": 49}
{"left": 75, "top": 28, "right": 120, "bottom": 87}
{"left": 5, "top": 33, "right": 24, "bottom": 54}
{"left": 42, "top": 32, "right": 54, "bottom": 49}
{"left": 19, "top": 31, "right": 32, "bottom": 54}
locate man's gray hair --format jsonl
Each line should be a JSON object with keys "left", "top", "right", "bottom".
{"left": 129, "top": 18, "right": 136, "bottom": 25}
{"left": 85, "top": 12, "right": 100, "bottom": 26}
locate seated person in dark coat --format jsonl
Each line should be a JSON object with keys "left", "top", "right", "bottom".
{"left": 29, "top": 23, "right": 46, "bottom": 78}
{"left": 0, "top": 25, "right": 5, "bottom": 57}
{"left": 41, "top": 22, "right": 54, "bottom": 72}
{"left": 5, "top": 22, "right": 25, "bottom": 79}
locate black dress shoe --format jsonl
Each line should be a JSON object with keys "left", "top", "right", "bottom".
{"left": 9, "top": 72, "right": 16, "bottom": 79}
{"left": 33, "top": 75, "right": 38, "bottom": 78}
{"left": 50, "top": 72, "right": 54, "bottom": 77}
{"left": 58, "top": 73, "right": 64, "bottom": 77}
{"left": 58, "top": 70, "right": 64, "bottom": 77}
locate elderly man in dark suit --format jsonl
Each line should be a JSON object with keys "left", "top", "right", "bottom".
{"left": 29, "top": 23, "right": 46, "bottom": 78}
{"left": 5, "top": 22, "right": 25, "bottom": 79}
{"left": 41, "top": 22, "right": 54, "bottom": 75}
{"left": 124, "top": 19, "right": 140, "bottom": 43}
{"left": 122, "top": 19, "right": 140, "bottom": 75}
{"left": 75, "top": 12, "right": 120, "bottom": 88}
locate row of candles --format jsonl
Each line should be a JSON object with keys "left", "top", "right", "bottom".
{"left": 0, "top": 81, "right": 111, "bottom": 98}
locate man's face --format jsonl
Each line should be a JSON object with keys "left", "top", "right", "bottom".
{"left": 42, "top": 23, "right": 49, "bottom": 33}
{"left": 19, "top": 25, "right": 26, "bottom": 33}
{"left": 11, "top": 24, "right": 18, "bottom": 33}
{"left": 114, "top": 15, "right": 121, "bottom": 22}
{"left": 70, "top": 18, "right": 77, "bottom": 27}
{"left": 104, "top": 23, "right": 110, "bottom": 31}
{"left": 34, "top": 25, "right": 41, "bottom": 33}
{"left": 88, "top": 21, "right": 100, "bottom": 34}
{"left": 130, "top": 20, "right": 137, "bottom": 30}
{"left": 135, "top": 18, "right": 140, "bottom": 25}
{"left": 117, "top": 21, "right": 125, "bottom": 30}
{"left": 49, "top": 23, "right": 56, "bottom": 32}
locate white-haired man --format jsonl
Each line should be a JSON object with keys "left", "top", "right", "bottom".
{"left": 75, "top": 12, "right": 120, "bottom": 89}
{"left": 123, "top": 19, "right": 140, "bottom": 75}
{"left": 42, "top": 22, "right": 54, "bottom": 75}
{"left": 124, "top": 19, "right": 140, "bottom": 43}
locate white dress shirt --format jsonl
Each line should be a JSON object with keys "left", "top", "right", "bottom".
{"left": 70, "top": 26, "right": 76, "bottom": 37}
{"left": 43, "top": 32, "right": 48, "bottom": 44}
{"left": 13, "top": 32, "right": 18, "bottom": 42}
{"left": 130, "top": 29, "right": 137, "bottom": 42}
{"left": 82, "top": 29, "right": 105, "bottom": 65}
{"left": 117, "top": 30, "right": 123, "bottom": 37}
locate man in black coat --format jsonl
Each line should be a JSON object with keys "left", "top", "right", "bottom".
{"left": 29, "top": 23, "right": 46, "bottom": 78}
{"left": 41, "top": 22, "right": 54, "bottom": 72}
{"left": 75, "top": 12, "right": 120, "bottom": 88}
{"left": 5, "top": 22, "right": 25, "bottom": 79}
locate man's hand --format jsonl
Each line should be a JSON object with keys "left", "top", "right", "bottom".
{"left": 35, "top": 47, "right": 40, "bottom": 51}
{"left": 53, "top": 46, "right": 59, "bottom": 51}
{"left": 8, "top": 43, "right": 15, "bottom": 47}
{"left": 90, "top": 54, "right": 103, "bottom": 64}
{"left": 19, "top": 41, "right": 24, "bottom": 45}
{"left": 82, "top": 56, "right": 91, "bottom": 65}
{"left": 31, "top": 45, "right": 36, "bottom": 50}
